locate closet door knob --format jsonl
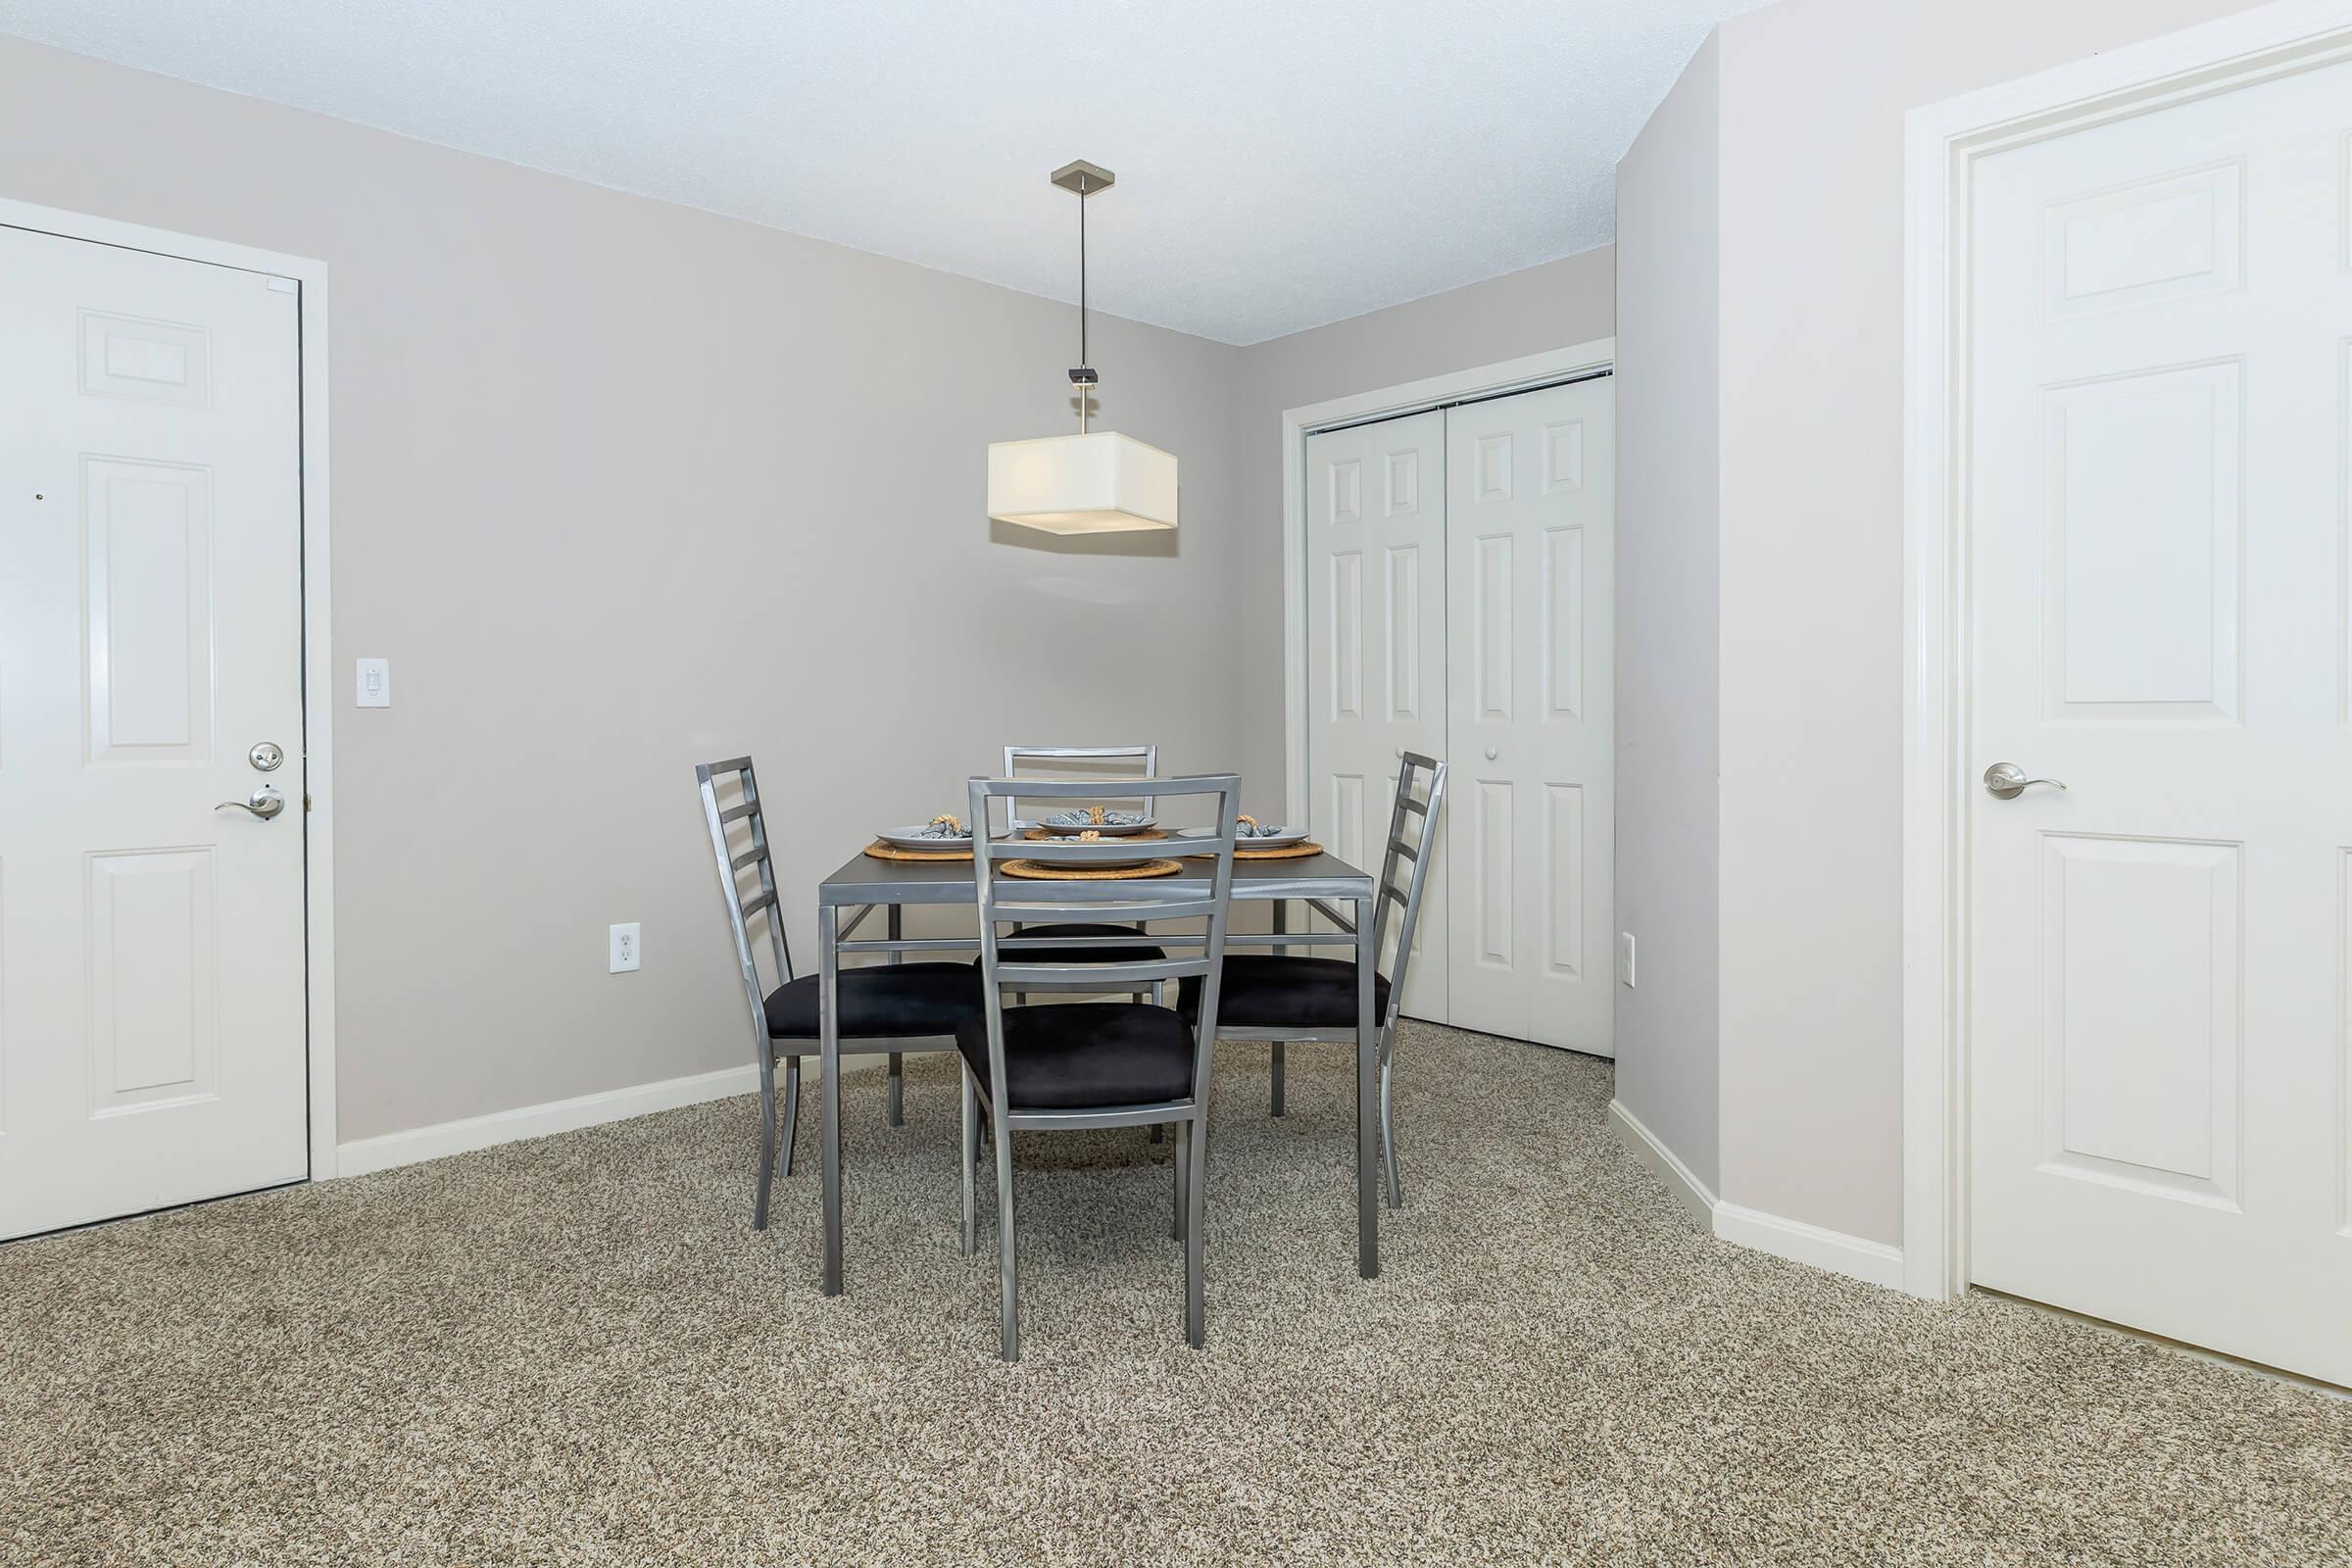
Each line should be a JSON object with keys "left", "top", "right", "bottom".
{"left": 1484, "top": 746, "right": 1498, "bottom": 760}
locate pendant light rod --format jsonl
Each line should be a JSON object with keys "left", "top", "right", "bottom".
{"left": 1079, "top": 176, "right": 1087, "bottom": 374}
{"left": 1051, "top": 160, "right": 1113, "bottom": 434}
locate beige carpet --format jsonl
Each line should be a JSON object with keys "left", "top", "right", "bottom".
{"left": 3, "top": 1024, "right": 2347, "bottom": 1567}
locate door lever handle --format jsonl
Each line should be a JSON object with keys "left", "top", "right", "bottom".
{"left": 1983, "top": 762, "right": 2067, "bottom": 800}
{"left": 217, "top": 788, "right": 285, "bottom": 820}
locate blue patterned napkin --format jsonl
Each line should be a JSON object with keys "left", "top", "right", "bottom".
{"left": 1043, "top": 808, "right": 1148, "bottom": 827}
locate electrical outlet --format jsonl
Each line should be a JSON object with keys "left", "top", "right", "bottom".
{"left": 610, "top": 922, "right": 640, "bottom": 974}
{"left": 1619, "top": 932, "right": 1637, "bottom": 989}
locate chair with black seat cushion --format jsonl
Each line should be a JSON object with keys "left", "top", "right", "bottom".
{"left": 959, "top": 770, "right": 1241, "bottom": 1361}
{"left": 696, "top": 757, "right": 981, "bottom": 1232}
{"left": 1178, "top": 754, "right": 1446, "bottom": 1210}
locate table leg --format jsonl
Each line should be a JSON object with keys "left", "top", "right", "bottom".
{"left": 886, "top": 905, "right": 905, "bottom": 1128}
{"left": 1356, "top": 893, "right": 1378, "bottom": 1279}
{"left": 1270, "top": 901, "right": 1287, "bottom": 1117}
{"left": 819, "top": 903, "right": 843, "bottom": 1297}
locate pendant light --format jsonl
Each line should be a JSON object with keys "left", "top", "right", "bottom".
{"left": 987, "top": 160, "right": 1179, "bottom": 536}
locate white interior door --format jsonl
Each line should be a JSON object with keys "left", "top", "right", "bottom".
{"left": 0, "top": 224, "right": 308, "bottom": 1239}
{"left": 1445, "top": 379, "right": 1615, "bottom": 1054}
{"left": 1305, "top": 411, "right": 1447, "bottom": 1019}
{"left": 1966, "top": 58, "right": 2352, "bottom": 1385}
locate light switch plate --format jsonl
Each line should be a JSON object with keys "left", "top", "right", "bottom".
{"left": 610, "top": 922, "right": 640, "bottom": 974}
{"left": 356, "top": 657, "right": 391, "bottom": 708}
{"left": 1619, "top": 932, "right": 1637, "bottom": 988}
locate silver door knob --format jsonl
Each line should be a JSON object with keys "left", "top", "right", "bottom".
{"left": 1983, "top": 762, "right": 2066, "bottom": 800}
{"left": 217, "top": 787, "right": 285, "bottom": 820}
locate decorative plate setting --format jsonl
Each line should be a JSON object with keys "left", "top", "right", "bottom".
{"left": 1032, "top": 808, "right": 1157, "bottom": 837}
{"left": 1235, "top": 816, "right": 1307, "bottom": 850}
{"left": 1018, "top": 829, "right": 1152, "bottom": 871}
{"left": 877, "top": 814, "right": 975, "bottom": 852}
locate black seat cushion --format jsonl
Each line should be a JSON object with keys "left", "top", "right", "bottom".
{"left": 955, "top": 1004, "right": 1195, "bottom": 1110}
{"left": 1177, "top": 956, "right": 1391, "bottom": 1030}
{"left": 764, "top": 963, "right": 983, "bottom": 1040}
{"left": 981, "top": 921, "right": 1167, "bottom": 969}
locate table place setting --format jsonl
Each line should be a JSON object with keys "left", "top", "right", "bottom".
{"left": 865, "top": 808, "right": 1319, "bottom": 872}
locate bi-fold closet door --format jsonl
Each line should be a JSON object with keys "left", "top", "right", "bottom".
{"left": 1305, "top": 377, "right": 1615, "bottom": 1054}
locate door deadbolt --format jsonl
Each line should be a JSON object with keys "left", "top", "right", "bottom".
{"left": 249, "top": 741, "right": 284, "bottom": 772}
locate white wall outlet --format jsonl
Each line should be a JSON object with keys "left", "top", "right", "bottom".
{"left": 1619, "top": 932, "right": 1637, "bottom": 989}
{"left": 610, "top": 922, "right": 641, "bottom": 974}
{"left": 356, "top": 657, "right": 391, "bottom": 708}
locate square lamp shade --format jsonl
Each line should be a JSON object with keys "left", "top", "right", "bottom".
{"left": 987, "top": 431, "right": 1178, "bottom": 535}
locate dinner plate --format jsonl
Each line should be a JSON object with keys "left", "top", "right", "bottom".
{"left": 1029, "top": 814, "right": 1158, "bottom": 837}
{"left": 1237, "top": 825, "right": 1307, "bottom": 850}
{"left": 1017, "top": 837, "right": 1150, "bottom": 870}
{"left": 877, "top": 825, "right": 976, "bottom": 852}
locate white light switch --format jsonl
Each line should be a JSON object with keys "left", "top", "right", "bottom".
{"left": 1619, "top": 932, "right": 1637, "bottom": 989}
{"left": 610, "top": 922, "right": 640, "bottom": 974}
{"left": 356, "top": 658, "right": 391, "bottom": 708}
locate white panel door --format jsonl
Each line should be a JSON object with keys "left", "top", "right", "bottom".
{"left": 1445, "top": 379, "right": 1614, "bottom": 1054}
{"left": 1967, "top": 59, "right": 2352, "bottom": 1385}
{"left": 0, "top": 225, "right": 307, "bottom": 1239}
{"left": 1306, "top": 412, "right": 1447, "bottom": 1019}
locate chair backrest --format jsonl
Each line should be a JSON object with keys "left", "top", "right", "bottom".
{"left": 1001, "top": 743, "right": 1158, "bottom": 822}
{"left": 695, "top": 757, "right": 791, "bottom": 1057}
{"left": 1370, "top": 755, "right": 1448, "bottom": 1029}
{"left": 967, "top": 773, "right": 1242, "bottom": 1110}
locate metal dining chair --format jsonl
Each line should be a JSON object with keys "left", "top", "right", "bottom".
{"left": 695, "top": 757, "right": 982, "bottom": 1231}
{"left": 998, "top": 743, "right": 1168, "bottom": 1012}
{"left": 958, "top": 772, "right": 1242, "bottom": 1360}
{"left": 1176, "top": 754, "right": 1446, "bottom": 1209}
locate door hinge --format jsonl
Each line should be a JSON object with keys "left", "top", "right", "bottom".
{"left": 303, "top": 794, "right": 313, "bottom": 813}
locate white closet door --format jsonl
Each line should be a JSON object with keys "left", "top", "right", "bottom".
{"left": 1966, "top": 57, "right": 2352, "bottom": 1386}
{"left": 1305, "top": 412, "right": 1447, "bottom": 1019}
{"left": 1445, "top": 380, "right": 1615, "bottom": 1054}
{"left": 0, "top": 226, "right": 309, "bottom": 1240}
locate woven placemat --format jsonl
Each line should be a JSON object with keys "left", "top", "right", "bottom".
{"left": 862, "top": 840, "right": 973, "bottom": 862}
{"left": 1185, "top": 840, "right": 1325, "bottom": 861}
{"left": 1001, "top": 857, "right": 1182, "bottom": 881}
{"left": 1022, "top": 827, "right": 1170, "bottom": 844}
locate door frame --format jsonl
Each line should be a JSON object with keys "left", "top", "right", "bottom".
{"left": 1899, "top": 0, "right": 2352, "bottom": 1300}
{"left": 1279, "top": 337, "right": 1617, "bottom": 830}
{"left": 0, "top": 198, "right": 340, "bottom": 1181}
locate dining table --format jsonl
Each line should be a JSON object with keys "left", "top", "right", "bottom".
{"left": 808, "top": 844, "right": 1385, "bottom": 1296}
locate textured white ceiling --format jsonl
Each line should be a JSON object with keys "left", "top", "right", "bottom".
{"left": 0, "top": 0, "right": 1763, "bottom": 344}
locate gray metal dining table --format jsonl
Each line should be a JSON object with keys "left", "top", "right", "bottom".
{"left": 810, "top": 846, "right": 1383, "bottom": 1296}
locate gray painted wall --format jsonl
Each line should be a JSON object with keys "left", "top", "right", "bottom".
{"left": 0, "top": 37, "right": 1265, "bottom": 1143}
{"left": 1611, "top": 33, "right": 1721, "bottom": 1198}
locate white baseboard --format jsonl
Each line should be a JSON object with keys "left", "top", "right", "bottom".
{"left": 1607, "top": 1097, "right": 1904, "bottom": 1292}
{"left": 336, "top": 1061, "right": 761, "bottom": 1177}
{"left": 1713, "top": 1201, "right": 1906, "bottom": 1291}
{"left": 1607, "top": 1098, "right": 1718, "bottom": 1228}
